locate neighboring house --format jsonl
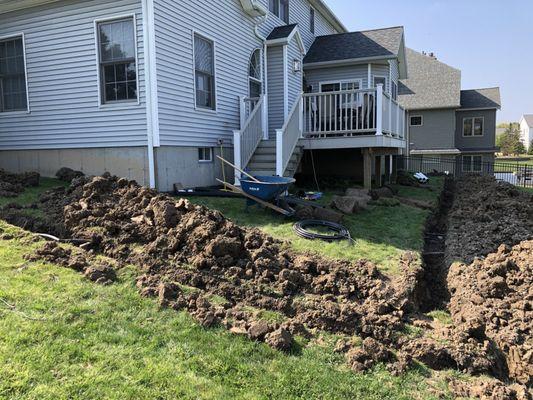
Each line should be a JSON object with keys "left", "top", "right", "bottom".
{"left": 0, "top": 0, "right": 409, "bottom": 190}
{"left": 398, "top": 49, "right": 501, "bottom": 173}
{"left": 519, "top": 115, "right": 533, "bottom": 151}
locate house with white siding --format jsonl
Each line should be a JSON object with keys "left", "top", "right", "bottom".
{"left": 519, "top": 115, "right": 533, "bottom": 151}
{"left": 0, "top": 0, "right": 409, "bottom": 190}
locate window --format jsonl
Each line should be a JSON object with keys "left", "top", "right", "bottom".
{"left": 249, "top": 49, "right": 262, "bottom": 99}
{"left": 463, "top": 117, "right": 484, "bottom": 136}
{"left": 0, "top": 36, "right": 28, "bottom": 112}
{"left": 309, "top": 7, "right": 315, "bottom": 34}
{"left": 373, "top": 76, "right": 387, "bottom": 92}
{"left": 320, "top": 80, "right": 361, "bottom": 92}
{"left": 269, "top": 0, "right": 289, "bottom": 24}
{"left": 410, "top": 115, "right": 423, "bottom": 126}
{"left": 97, "top": 17, "right": 138, "bottom": 104}
{"left": 198, "top": 147, "right": 213, "bottom": 162}
{"left": 194, "top": 33, "right": 216, "bottom": 110}
{"left": 462, "top": 155, "right": 483, "bottom": 173}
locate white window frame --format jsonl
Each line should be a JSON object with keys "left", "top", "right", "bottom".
{"left": 198, "top": 147, "right": 213, "bottom": 163}
{"left": 269, "top": 0, "right": 290, "bottom": 24}
{"left": 248, "top": 48, "right": 263, "bottom": 99}
{"left": 0, "top": 32, "right": 30, "bottom": 115}
{"left": 462, "top": 116, "right": 484, "bottom": 137}
{"left": 192, "top": 30, "right": 218, "bottom": 113}
{"left": 94, "top": 14, "right": 140, "bottom": 109}
{"left": 410, "top": 115, "right": 423, "bottom": 127}
{"left": 319, "top": 79, "right": 363, "bottom": 92}
{"left": 309, "top": 6, "right": 316, "bottom": 34}
{"left": 462, "top": 155, "right": 483, "bottom": 173}
{"left": 373, "top": 75, "right": 388, "bottom": 93}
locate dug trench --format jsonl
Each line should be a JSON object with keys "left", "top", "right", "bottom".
{"left": 0, "top": 171, "right": 531, "bottom": 399}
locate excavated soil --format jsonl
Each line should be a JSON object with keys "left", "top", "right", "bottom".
{"left": 0, "top": 170, "right": 40, "bottom": 197}
{"left": 5, "top": 173, "right": 532, "bottom": 399}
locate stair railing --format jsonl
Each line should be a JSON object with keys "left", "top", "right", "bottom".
{"left": 233, "top": 94, "right": 266, "bottom": 184}
{"left": 276, "top": 93, "right": 303, "bottom": 177}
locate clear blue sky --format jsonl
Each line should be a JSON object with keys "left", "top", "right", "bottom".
{"left": 324, "top": 0, "right": 532, "bottom": 123}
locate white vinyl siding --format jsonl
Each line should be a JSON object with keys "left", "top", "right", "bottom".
{"left": 305, "top": 64, "right": 369, "bottom": 93}
{"left": 153, "top": 0, "right": 263, "bottom": 147}
{"left": 267, "top": 45, "right": 284, "bottom": 137}
{"left": 0, "top": 0, "right": 147, "bottom": 150}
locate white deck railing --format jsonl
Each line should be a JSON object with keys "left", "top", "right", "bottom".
{"left": 276, "top": 93, "right": 303, "bottom": 177}
{"left": 302, "top": 85, "right": 406, "bottom": 139}
{"left": 234, "top": 94, "right": 267, "bottom": 183}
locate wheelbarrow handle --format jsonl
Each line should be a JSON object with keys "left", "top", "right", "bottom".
{"left": 216, "top": 156, "right": 261, "bottom": 183}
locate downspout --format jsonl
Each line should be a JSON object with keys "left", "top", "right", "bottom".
{"left": 252, "top": 11, "right": 269, "bottom": 139}
{"left": 141, "top": 0, "right": 158, "bottom": 188}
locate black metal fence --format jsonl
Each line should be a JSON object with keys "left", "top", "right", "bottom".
{"left": 394, "top": 156, "right": 533, "bottom": 189}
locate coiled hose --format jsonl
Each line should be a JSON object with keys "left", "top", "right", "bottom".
{"left": 293, "top": 220, "right": 354, "bottom": 244}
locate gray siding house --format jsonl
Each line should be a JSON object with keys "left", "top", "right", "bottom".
{"left": 398, "top": 49, "right": 501, "bottom": 172}
{"left": 0, "top": 0, "right": 412, "bottom": 190}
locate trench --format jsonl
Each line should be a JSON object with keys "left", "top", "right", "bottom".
{"left": 418, "top": 177, "right": 456, "bottom": 312}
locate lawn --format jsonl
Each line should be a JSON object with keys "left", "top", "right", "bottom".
{"left": 189, "top": 178, "right": 444, "bottom": 275}
{"left": 0, "top": 221, "right": 453, "bottom": 400}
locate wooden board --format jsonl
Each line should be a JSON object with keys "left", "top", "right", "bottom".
{"left": 216, "top": 179, "right": 293, "bottom": 216}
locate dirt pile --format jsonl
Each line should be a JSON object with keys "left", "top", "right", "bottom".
{"left": 0, "top": 170, "right": 40, "bottom": 197}
{"left": 448, "top": 241, "right": 533, "bottom": 386}
{"left": 446, "top": 175, "right": 533, "bottom": 265}
{"left": 25, "top": 241, "right": 116, "bottom": 284}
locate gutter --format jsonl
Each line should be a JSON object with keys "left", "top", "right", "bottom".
{"left": 304, "top": 55, "right": 396, "bottom": 70}
{"left": 141, "top": 0, "right": 159, "bottom": 188}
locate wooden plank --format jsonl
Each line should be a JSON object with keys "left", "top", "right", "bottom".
{"left": 216, "top": 179, "right": 292, "bottom": 216}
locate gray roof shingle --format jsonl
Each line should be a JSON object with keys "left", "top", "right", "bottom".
{"left": 460, "top": 88, "right": 501, "bottom": 109}
{"left": 303, "top": 26, "right": 404, "bottom": 65}
{"left": 267, "top": 24, "right": 298, "bottom": 41}
{"left": 398, "top": 48, "right": 461, "bottom": 110}
{"left": 522, "top": 115, "right": 533, "bottom": 127}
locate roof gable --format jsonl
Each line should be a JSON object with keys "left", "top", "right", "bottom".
{"left": 266, "top": 24, "right": 305, "bottom": 53}
{"left": 398, "top": 48, "right": 461, "bottom": 110}
{"left": 304, "top": 26, "right": 405, "bottom": 66}
{"left": 522, "top": 115, "right": 533, "bottom": 127}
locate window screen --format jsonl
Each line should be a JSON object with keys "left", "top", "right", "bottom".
{"left": 0, "top": 36, "right": 28, "bottom": 112}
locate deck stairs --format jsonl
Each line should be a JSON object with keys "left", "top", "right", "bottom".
{"left": 246, "top": 139, "right": 304, "bottom": 178}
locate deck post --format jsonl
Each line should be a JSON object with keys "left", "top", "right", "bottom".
{"left": 375, "top": 85, "right": 383, "bottom": 136}
{"left": 363, "top": 148, "right": 373, "bottom": 190}
{"left": 262, "top": 94, "right": 269, "bottom": 140}
{"left": 233, "top": 130, "right": 242, "bottom": 185}
{"left": 276, "top": 129, "right": 284, "bottom": 177}
{"left": 239, "top": 96, "right": 246, "bottom": 130}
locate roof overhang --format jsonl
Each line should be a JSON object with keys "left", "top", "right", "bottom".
{"left": 401, "top": 105, "right": 461, "bottom": 112}
{"left": 0, "top": 0, "right": 63, "bottom": 14}
{"left": 410, "top": 149, "right": 461, "bottom": 155}
{"left": 267, "top": 26, "right": 306, "bottom": 54}
{"left": 304, "top": 55, "right": 396, "bottom": 70}
{"left": 397, "top": 33, "right": 408, "bottom": 79}
{"left": 457, "top": 107, "right": 500, "bottom": 111}
{"left": 309, "top": 0, "right": 347, "bottom": 33}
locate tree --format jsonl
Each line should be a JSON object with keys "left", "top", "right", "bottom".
{"left": 528, "top": 140, "right": 533, "bottom": 156}
{"left": 498, "top": 124, "right": 526, "bottom": 155}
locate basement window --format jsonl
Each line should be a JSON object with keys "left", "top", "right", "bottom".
{"left": 198, "top": 148, "right": 213, "bottom": 163}
{"left": 410, "top": 116, "right": 423, "bottom": 126}
{"left": 462, "top": 155, "right": 483, "bottom": 173}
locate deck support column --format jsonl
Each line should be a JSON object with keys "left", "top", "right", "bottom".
{"left": 375, "top": 155, "right": 383, "bottom": 187}
{"left": 363, "top": 148, "right": 373, "bottom": 190}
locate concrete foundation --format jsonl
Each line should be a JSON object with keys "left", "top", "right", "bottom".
{"left": 0, "top": 147, "right": 151, "bottom": 186}
{"left": 0, "top": 146, "right": 234, "bottom": 192}
{"left": 155, "top": 146, "right": 234, "bottom": 192}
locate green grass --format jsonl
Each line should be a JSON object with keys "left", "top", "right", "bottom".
{"left": 0, "top": 222, "right": 451, "bottom": 400}
{"left": 189, "top": 178, "right": 444, "bottom": 275}
{"left": 0, "top": 178, "right": 68, "bottom": 208}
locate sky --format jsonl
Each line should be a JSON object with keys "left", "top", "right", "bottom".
{"left": 324, "top": 0, "right": 533, "bottom": 123}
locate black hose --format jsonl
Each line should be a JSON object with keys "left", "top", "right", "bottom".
{"left": 293, "top": 220, "right": 354, "bottom": 243}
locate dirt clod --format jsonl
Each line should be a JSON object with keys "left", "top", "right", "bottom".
{"left": 0, "top": 170, "right": 40, "bottom": 197}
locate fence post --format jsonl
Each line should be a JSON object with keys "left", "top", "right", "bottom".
{"left": 375, "top": 84, "right": 383, "bottom": 136}
{"left": 233, "top": 130, "right": 242, "bottom": 185}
